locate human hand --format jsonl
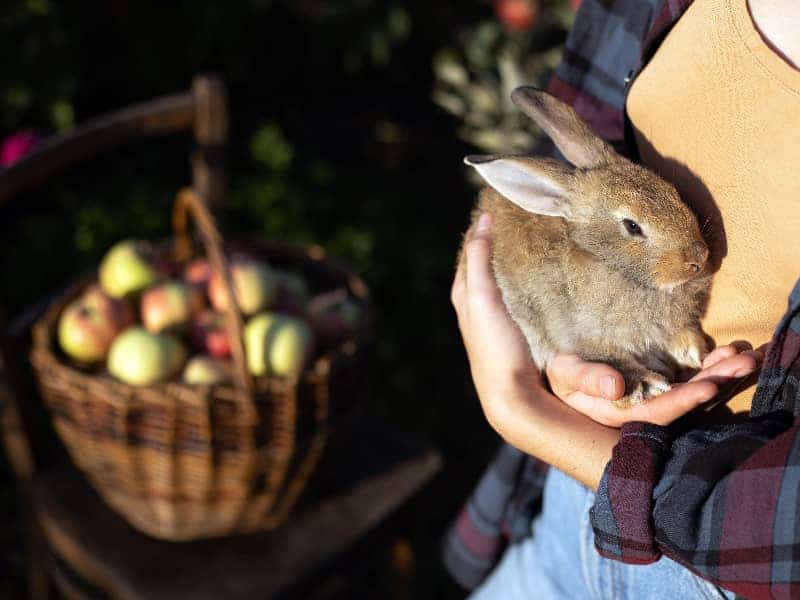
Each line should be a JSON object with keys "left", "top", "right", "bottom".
{"left": 451, "top": 213, "right": 544, "bottom": 430}
{"left": 452, "top": 214, "right": 619, "bottom": 490}
{"left": 547, "top": 344, "right": 763, "bottom": 427}
{"left": 451, "top": 212, "right": 763, "bottom": 433}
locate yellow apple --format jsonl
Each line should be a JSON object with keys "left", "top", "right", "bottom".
{"left": 141, "top": 280, "right": 204, "bottom": 333}
{"left": 182, "top": 355, "right": 230, "bottom": 385}
{"left": 99, "top": 239, "right": 158, "bottom": 298}
{"left": 244, "top": 312, "right": 313, "bottom": 377}
{"left": 107, "top": 327, "right": 186, "bottom": 386}
{"left": 208, "top": 257, "right": 278, "bottom": 315}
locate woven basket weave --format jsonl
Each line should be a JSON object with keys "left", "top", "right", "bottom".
{"left": 30, "top": 189, "right": 370, "bottom": 541}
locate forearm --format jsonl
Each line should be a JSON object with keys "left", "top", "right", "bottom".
{"left": 483, "top": 373, "right": 619, "bottom": 490}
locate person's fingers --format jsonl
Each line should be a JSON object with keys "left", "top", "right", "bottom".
{"left": 452, "top": 217, "right": 485, "bottom": 311}
{"left": 626, "top": 381, "right": 719, "bottom": 426}
{"left": 701, "top": 345, "right": 737, "bottom": 369}
{"left": 560, "top": 392, "right": 617, "bottom": 427}
{"left": 547, "top": 354, "right": 625, "bottom": 401}
{"left": 691, "top": 349, "right": 763, "bottom": 384}
{"left": 564, "top": 380, "right": 718, "bottom": 427}
{"left": 464, "top": 214, "right": 499, "bottom": 308}
{"left": 701, "top": 341, "right": 753, "bottom": 369}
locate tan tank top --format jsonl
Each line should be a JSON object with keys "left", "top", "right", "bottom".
{"left": 627, "top": 0, "right": 800, "bottom": 413}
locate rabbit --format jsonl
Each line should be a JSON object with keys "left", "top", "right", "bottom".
{"left": 461, "top": 86, "right": 711, "bottom": 407}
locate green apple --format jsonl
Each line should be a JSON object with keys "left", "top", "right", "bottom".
{"left": 182, "top": 355, "right": 230, "bottom": 385}
{"left": 244, "top": 312, "right": 313, "bottom": 377}
{"left": 208, "top": 257, "right": 278, "bottom": 315}
{"left": 99, "top": 240, "right": 158, "bottom": 298}
{"left": 141, "top": 280, "right": 203, "bottom": 333}
{"left": 107, "top": 327, "right": 186, "bottom": 386}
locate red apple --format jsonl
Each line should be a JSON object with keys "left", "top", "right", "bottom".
{"left": 151, "top": 245, "right": 180, "bottom": 277}
{"left": 183, "top": 355, "right": 231, "bottom": 385}
{"left": 183, "top": 258, "right": 212, "bottom": 292}
{"left": 81, "top": 284, "right": 135, "bottom": 330}
{"left": 570, "top": 0, "right": 582, "bottom": 11}
{"left": 273, "top": 269, "right": 311, "bottom": 315}
{"left": 494, "top": 0, "right": 540, "bottom": 32}
{"left": 57, "top": 286, "right": 134, "bottom": 364}
{"left": 190, "top": 310, "right": 231, "bottom": 358}
{"left": 307, "top": 289, "right": 364, "bottom": 344}
{"left": 141, "top": 280, "right": 204, "bottom": 333}
{"left": 208, "top": 257, "right": 278, "bottom": 315}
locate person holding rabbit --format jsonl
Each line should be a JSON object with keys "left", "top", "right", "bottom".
{"left": 445, "top": 0, "right": 800, "bottom": 598}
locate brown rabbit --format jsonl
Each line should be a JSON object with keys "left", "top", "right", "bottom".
{"left": 463, "top": 87, "right": 711, "bottom": 406}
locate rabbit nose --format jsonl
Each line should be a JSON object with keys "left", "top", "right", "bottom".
{"left": 685, "top": 241, "right": 709, "bottom": 274}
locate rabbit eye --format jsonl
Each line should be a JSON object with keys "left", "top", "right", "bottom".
{"left": 622, "top": 218, "right": 644, "bottom": 237}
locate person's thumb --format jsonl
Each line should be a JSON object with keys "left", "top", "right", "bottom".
{"left": 547, "top": 354, "right": 625, "bottom": 401}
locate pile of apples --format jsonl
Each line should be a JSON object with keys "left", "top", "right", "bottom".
{"left": 57, "top": 239, "right": 364, "bottom": 387}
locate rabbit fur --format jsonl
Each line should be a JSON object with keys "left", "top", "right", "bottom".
{"left": 463, "top": 87, "right": 711, "bottom": 406}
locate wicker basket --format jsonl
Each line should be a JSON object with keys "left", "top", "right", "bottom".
{"left": 30, "top": 189, "right": 370, "bottom": 541}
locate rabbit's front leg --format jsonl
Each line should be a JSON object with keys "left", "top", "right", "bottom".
{"left": 612, "top": 360, "right": 672, "bottom": 409}
{"left": 667, "top": 327, "right": 709, "bottom": 371}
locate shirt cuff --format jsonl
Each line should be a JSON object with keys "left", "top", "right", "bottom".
{"left": 589, "top": 422, "right": 672, "bottom": 564}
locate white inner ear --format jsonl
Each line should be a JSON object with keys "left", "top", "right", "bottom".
{"left": 470, "top": 159, "right": 568, "bottom": 218}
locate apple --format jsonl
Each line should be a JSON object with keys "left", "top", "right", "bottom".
{"left": 107, "top": 327, "right": 186, "bottom": 386}
{"left": 208, "top": 257, "right": 278, "bottom": 315}
{"left": 58, "top": 288, "right": 133, "bottom": 364}
{"left": 80, "top": 284, "right": 135, "bottom": 329}
{"left": 244, "top": 312, "right": 313, "bottom": 377}
{"left": 182, "top": 355, "right": 230, "bottom": 385}
{"left": 141, "top": 280, "right": 204, "bottom": 333}
{"left": 99, "top": 239, "right": 158, "bottom": 298}
{"left": 190, "top": 310, "right": 231, "bottom": 358}
{"left": 273, "top": 269, "right": 311, "bottom": 315}
{"left": 183, "top": 258, "right": 212, "bottom": 292}
{"left": 494, "top": 0, "right": 540, "bottom": 32}
{"left": 308, "top": 293, "right": 364, "bottom": 344}
{"left": 151, "top": 245, "right": 180, "bottom": 278}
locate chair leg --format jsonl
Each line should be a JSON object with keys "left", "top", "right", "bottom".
{"left": 23, "top": 504, "right": 50, "bottom": 600}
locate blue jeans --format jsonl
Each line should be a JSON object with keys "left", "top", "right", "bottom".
{"left": 470, "top": 467, "right": 737, "bottom": 600}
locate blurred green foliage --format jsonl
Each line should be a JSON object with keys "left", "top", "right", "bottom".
{"left": 432, "top": 2, "right": 571, "bottom": 153}
{"left": 1, "top": 0, "right": 77, "bottom": 131}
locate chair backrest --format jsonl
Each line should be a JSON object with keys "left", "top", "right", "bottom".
{"left": 0, "top": 74, "right": 229, "bottom": 483}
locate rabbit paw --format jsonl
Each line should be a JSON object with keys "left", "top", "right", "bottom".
{"left": 613, "top": 371, "right": 672, "bottom": 409}
{"left": 669, "top": 329, "right": 708, "bottom": 370}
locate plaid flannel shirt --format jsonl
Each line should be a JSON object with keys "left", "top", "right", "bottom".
{"left": 443, "top": 0, "right": 800, "bottom": 597}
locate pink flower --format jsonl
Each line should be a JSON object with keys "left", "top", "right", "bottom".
{"left": 1, "top": 131, "right": 40, "bottom": 168}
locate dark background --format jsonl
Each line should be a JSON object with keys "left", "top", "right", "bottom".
{"left": 0, "top": 0, "right": 571, "bottom": 595}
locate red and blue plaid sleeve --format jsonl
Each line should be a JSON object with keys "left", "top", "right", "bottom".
{"left": 441, "top": 444, "right": 549, "bottom": 589}
{"left": 591, "top": 278, "right": 800, "bottom": 599}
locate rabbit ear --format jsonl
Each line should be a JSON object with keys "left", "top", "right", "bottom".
{"left": 465, "top": 155, "right": 573, "bottom": 219}
{"left": 510, "top": 86, "right": 613, "bottom": 169}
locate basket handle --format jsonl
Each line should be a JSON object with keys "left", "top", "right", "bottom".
{"left": 172, "top": 188, "right": 255, "bottom": 415}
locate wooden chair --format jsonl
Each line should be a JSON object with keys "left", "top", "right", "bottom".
{"left": 0, "top": 75, "right": 441, "bottom": 599}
